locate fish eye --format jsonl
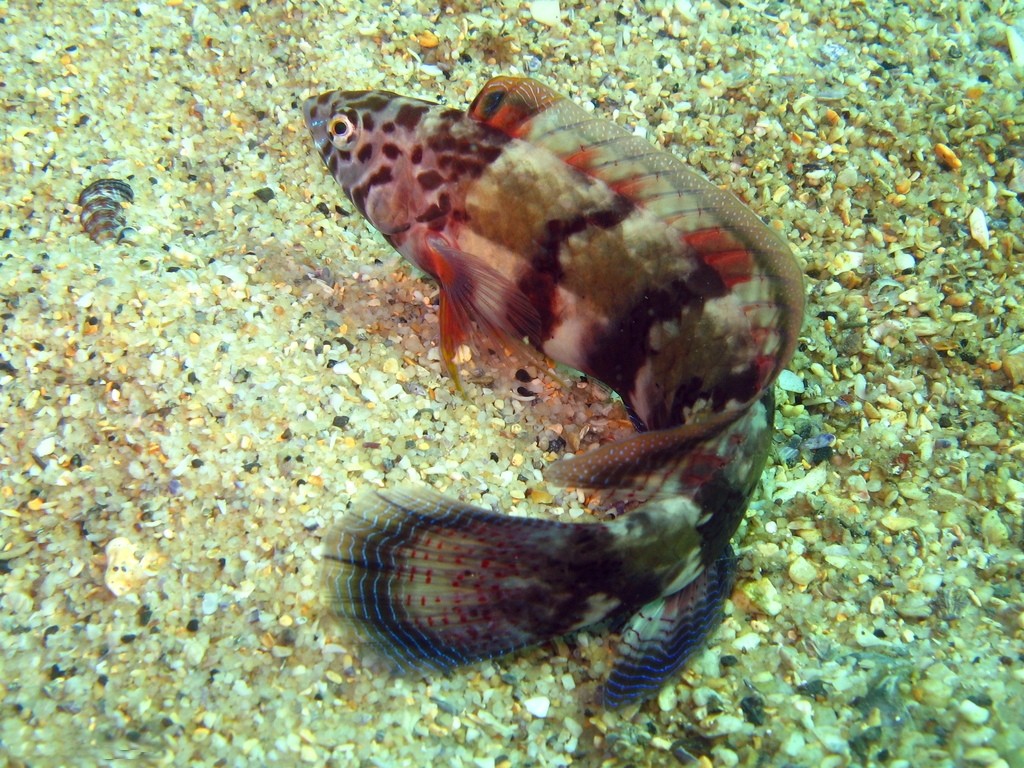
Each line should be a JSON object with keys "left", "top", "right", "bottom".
{"left": 328, "top": 115, "right": 356, "bottom": 148}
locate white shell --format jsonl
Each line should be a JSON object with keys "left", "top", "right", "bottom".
{"left": 104, "top": 537, "right": 156, "bottom": 596}
{"left": 523, "top": 695, "right": 551, "bottom": 718}
{"left": 968, "top": 206, "right": 990, "bottom": 248}
{"left": 1007, "top": 24, "right": 1024, "bottom": 67}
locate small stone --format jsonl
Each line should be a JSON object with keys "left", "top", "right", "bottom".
{"left": 104, "top": 537, "right": 156, "bottom": 597}
{"left": 527, "top": 488, "right": 554, "bottom": 504}
{"left": 934, "top": 142, "right": 961, "bottom": 171}
{"left": 523, "top": 695, "right": 550, "bottom": 718}
{"left": 1002, "top": 353, "right": 1024, "bottom": 387}
{"left": 834, "top": 166, "right": 858, "bottom": 188}
{"left": 776, "top": 369, "right": 805, "bottom": 393}
{"left": 958, "top": 699, "right": 990, "bottom": 725}
{"left": 880, "top": 515, "right": 917, "bottom": 532}
{"left": 980, "top": 509, "right": 1009, "bottom": 546}
{"left": 742, "top": 576, "right": 783, "bottom": 616}
{"left": 964, "top": 422, "right": 999, "bottom": 447}
{"left": 1007, "top": 24, "right": 1024, "bottom": 66}
{"left": 201, "top": 591, "right": 219, "bottom": 615}
{"left": 416, "top": 30, "right": 440, "bottom": 49}
{"left": 788, "top": 556, "right": 817, "bottom": 586}
{"left": 893, "top": 250, "right": 916, "bottom": 271}
{"left": 529, "top": 0, "right": 561, "bottom": 27}
{"left": 34, "top": 435, "right": 57, "bottom": 458}
{"left": 658, "top": 684, "right": 678, "bottom": 712}
{"left": 968, "top": 207, "right": 990, "bottom": 248}
{"left": 896, "top": 594, "right": 932, "bottom": 620}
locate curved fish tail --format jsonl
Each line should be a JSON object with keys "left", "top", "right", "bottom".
{"left": 322, "top": 397, "right": 771, "bottom": 698}
{"left": 321, "top": 488, "right": 656, "bottom": 671}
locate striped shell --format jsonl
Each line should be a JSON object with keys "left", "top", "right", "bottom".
{"left": 77, "top": 178, "right": 135, "bottom": 244}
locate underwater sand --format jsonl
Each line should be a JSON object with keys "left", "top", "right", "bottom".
{"left": 1, "top": 1, "right": 1022, "bottom": 766}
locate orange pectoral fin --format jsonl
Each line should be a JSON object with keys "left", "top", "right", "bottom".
{"left": 425, "top": 235, "right": 542, "bottom": 388}
{"left": 438, "top": 289, "right": 468, "bottom": 391}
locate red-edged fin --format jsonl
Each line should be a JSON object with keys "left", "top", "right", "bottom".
{"left": 467, "top": 76, "right": 560, "bottom": 136}
{"left": 603, "top": 546, "right": 737, "bottom": 708}
{"left": 321, "top": 487, "right": 627, "bottom": 672}
{"left": 467, "top": 77, "right": 804, "bottom": 402}
{"left": 426, "top": 234, "right": 542, "bottom": 384}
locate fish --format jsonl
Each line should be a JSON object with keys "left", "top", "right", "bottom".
{"left": 303, "top": 76, "right": 804, "bottom": 707}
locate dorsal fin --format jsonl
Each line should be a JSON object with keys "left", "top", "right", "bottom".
{"left": 468, "top": 77, "right": 804, "bottom": 411}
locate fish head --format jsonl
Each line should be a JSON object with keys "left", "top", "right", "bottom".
{"left": 303, "top": 89, "right": 437, "bottom": 235}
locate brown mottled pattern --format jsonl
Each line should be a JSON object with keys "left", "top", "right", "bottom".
{"left": 466, "top": 79, "right": 803, "bottom": 431}
{"left": 305, "top": 78, "right": 805, "bottom": 707}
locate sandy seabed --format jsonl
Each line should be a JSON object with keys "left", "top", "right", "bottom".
{"left": 1, "top": 1, "right": 1022, "bottom": 766}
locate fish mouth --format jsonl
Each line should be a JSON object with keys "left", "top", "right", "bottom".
{"left": 302, "top": 94, "right": 331, "bottom": 155}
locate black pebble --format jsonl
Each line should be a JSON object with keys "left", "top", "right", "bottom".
{"left": 740, "top": 694, "right": 765, "bottom": 725}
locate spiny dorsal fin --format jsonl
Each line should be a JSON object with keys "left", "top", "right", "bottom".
{"left": 468, "top": 76, "right": 804, "bottom": 407}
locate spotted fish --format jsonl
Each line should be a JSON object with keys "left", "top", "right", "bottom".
{"left": 303, "top": 76, "right": 804, "bottom": 706}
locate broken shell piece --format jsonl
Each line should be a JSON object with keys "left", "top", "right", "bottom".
{"left": 104, "top": 537, "right": 157, "bottom": 596}
{"left": 1008, "top": 24, "right": 1024, "bottom": 67}
{"left": 968, "top": 207, "right": 990, "bottom": 248}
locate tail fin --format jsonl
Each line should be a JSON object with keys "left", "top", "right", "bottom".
{"left": 322, "top": 397, "right": 772, "bottom": 702}
{"left": 322, "top": 488, "right": 659, "bottom": 672}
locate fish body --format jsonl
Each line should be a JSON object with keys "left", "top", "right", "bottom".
{"left": 304, "top": 77, "right": 804, "bottom": 706}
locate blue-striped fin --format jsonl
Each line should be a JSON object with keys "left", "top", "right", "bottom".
{"left": 603, "top": 546, "right": 737, "bottom": 708}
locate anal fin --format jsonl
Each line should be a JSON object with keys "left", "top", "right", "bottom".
{"left": 603, "top": 545, "right": 737, "bottom": 708}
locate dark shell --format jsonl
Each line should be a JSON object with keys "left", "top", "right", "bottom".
{"left": 78, "top": 178, "right": 135, "bottom": 244}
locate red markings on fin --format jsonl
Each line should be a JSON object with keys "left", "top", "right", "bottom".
{"left": 321, "top": 487, "right": 623, "bottom": 672}
{"left": 683, "top": 228, "right": 754, "bottom": 289}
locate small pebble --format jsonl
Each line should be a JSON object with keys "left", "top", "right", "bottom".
{"left": 968, "top": 207, "right": 990, "bottom": 248}
{"left": 834, "top": 166, "right": 858, "bottom": 188}
{"left": 958, "top": 699, "right": 990, "bottom": 725}
{"left": 934, "top": 142, "right": 961, "bottom": 171}
{"left": 104, "top": 537, "right": 155, "bottom": 597}
{"left": 880, "top": 515, "right": 917, "bottom": 532}
{"left": 529, "top": 0, "right": 561, "bottom": 26}
{"left": 34, "top": 435, "right": 57, "bottom": 458}
{"left": 980, "top": 509, "right": 1009, "bottom": 546}
{"left": 776, "top": 369, "right": 805, "bottom": 393}
{"left": 523, "top": 695, "right": 550, "bottom": 718}
{"left": 1001, "top": 353, "right": 1024, "bottom": 387}
{"left": 658, "top": 684, "right": 678, "bottom": 712}
{"left": 1008, "top": 24, "right": 1024, "bottom": 66}
{"left": 892, "top": 250, "right": 915, "bottom": 271}
{"left": 965, "top": 422, "right": 999, "bottom": 447}
{"left": 742, "top": 577, "right": 782, "bottom": 616}
{"left": 201, "top": 592, "right": 219, "bottom": 615}
{"left": 788, "top": 556, "right": 817, "bottom": 586}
